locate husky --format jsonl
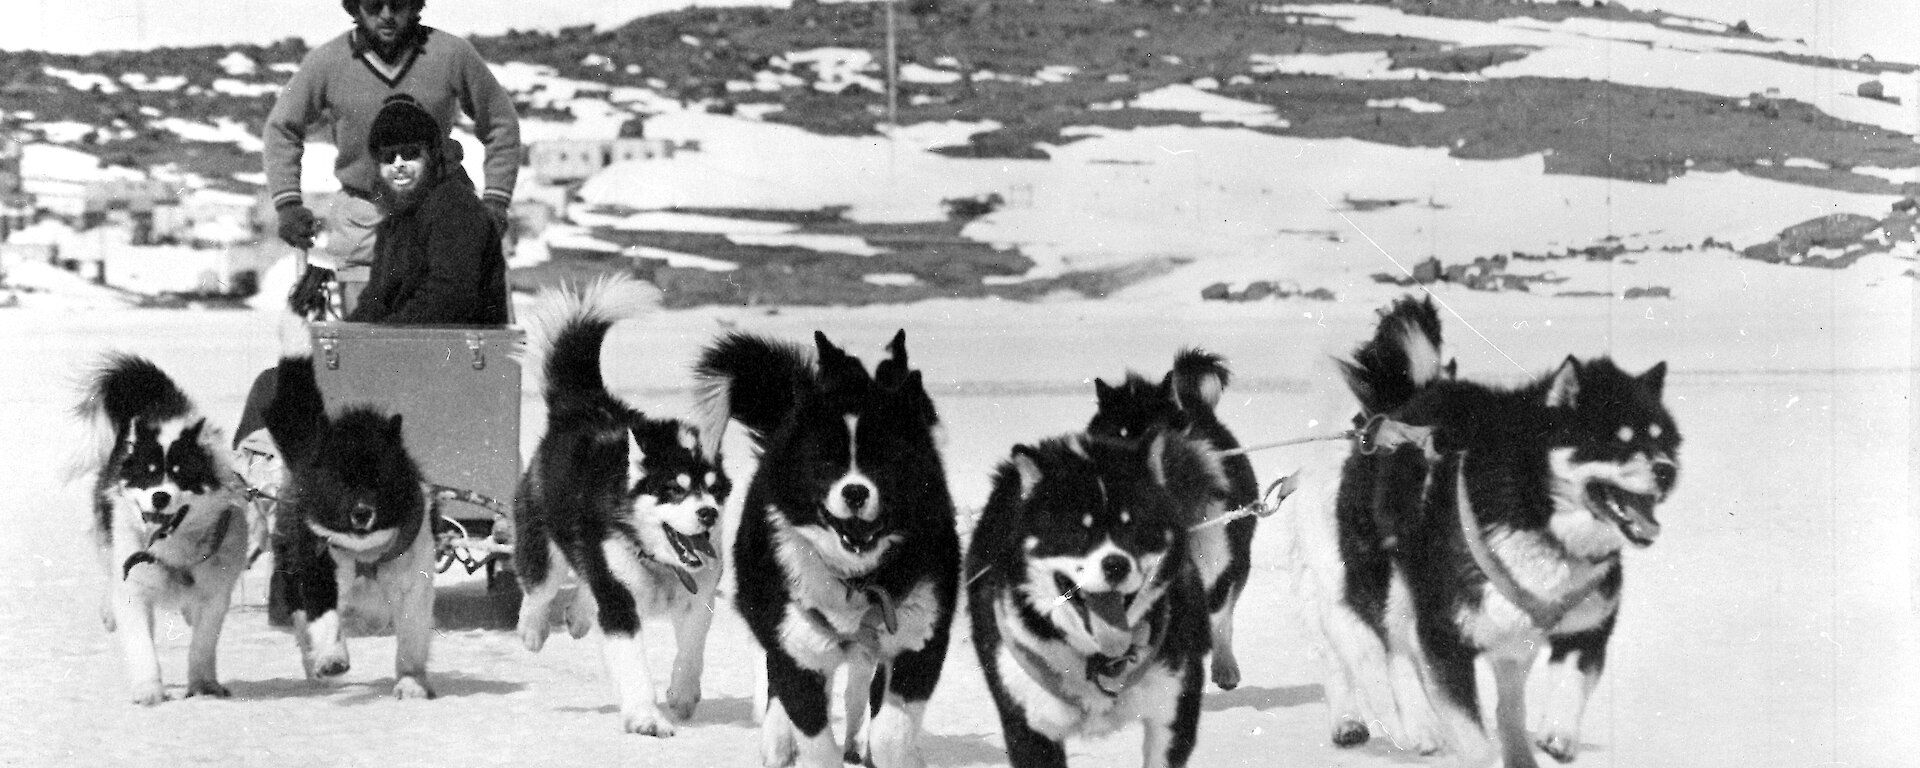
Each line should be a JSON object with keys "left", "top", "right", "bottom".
{"left": 264, "top": 314, "right": 439, "bottom": 699}
{"left": 512, "top": 276, "right": 731, "bottom": 736}
{"left": 1280, "top": 296, "right": 1680, "bottom": 767}
{"left": 968, "top": 432, "right": 1221, "bottom": 768}
{"left": 78, "top": 354, "right": 250, "bottom": 705}
{"left": 1089, "top": 348, "right": 1258, "bottom": 690}
{"left": 696, "top": 330, "right": 959, "bottom": 768}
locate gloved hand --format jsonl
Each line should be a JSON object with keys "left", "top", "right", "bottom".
{"left": 483, "top": 198, "right": 512, "bottom": 237}
{"left": 276, "top": 203, "right": 318, "bottom": 249}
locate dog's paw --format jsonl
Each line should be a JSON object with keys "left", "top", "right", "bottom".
{"left": 1211, "top": 657, "right": 1242, "bottom": 691}
{"left": 392, "top": 676, "right": 436, "bottom": 700}
{"left": 665, "top": 687, "right": 701, "bottom": 721}
{"left": 564, "top": 594, "right": 594, "bottom": 639}
{"left": 129, "top": 684, "right": 168, "bottom": 706}
{"left": 1537, "top": 733, "right": 1579, "bottom": 764}
{"left": 517, "top": 620, "right": 549, "bottom": 653}
{"left": 1331, "top": 718, "right": 1370, "bottom": 748}
{"left": 622, "top": 706, "right": 677, "bottom": 737}
{"left": 185, "top": 680, "right": 231, "bottom": 699}
{"left": 760, "top": 721, "right": 797, "bottom": 766}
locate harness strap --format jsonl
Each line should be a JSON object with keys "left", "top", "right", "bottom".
{"left": 338, "top": 492, "right": 434, "bottom": 578}
{"left": 123, "top": 504, "right": 240, "bottom": 584}
{"left": 1451, "top": 457, "right": 1615, "bottom": 630}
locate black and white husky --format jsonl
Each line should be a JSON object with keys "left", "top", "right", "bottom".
{"left": 1280, "top": 296, "right": 1681, "bottom": 767}
{"left": 265, "top": 315, "right": 439, "bottom": 699}
{"left": 696, "top": 330, "right": 959, "bottom": 768}
{"left": 968, "top": 432, "right": 1221, "bottom": 768}
{"left": 78, "top": 354, "right": 250, "bottom": 705}
{"left": 513, "top": 276, "right": 731, "bottom": 736}
{"left": 1089, "top": 348, "right": 1258, "bottom": 690}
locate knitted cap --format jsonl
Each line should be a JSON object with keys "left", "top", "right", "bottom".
{"left": 367, "top": 94, "right": 440, "bottom": 154}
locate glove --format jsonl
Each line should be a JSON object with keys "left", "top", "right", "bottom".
{"left": 276, "top": 203, "right": 318, "bottom": 250}
{"left": 288, "top": 265, "right": 335, "bottom": 320}
{"left": 483, "top": 198, "right": 512, "bottom": 237}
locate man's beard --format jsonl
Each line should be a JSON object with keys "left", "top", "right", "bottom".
{"left": 377, "top": 172, "right": 432, "bottom": 212}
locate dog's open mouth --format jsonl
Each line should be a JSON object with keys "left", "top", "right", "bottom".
{"left": 1586, "top": 483, "right": 1661, "bottom": 547}
{"left": 823, "top": 513, "right": 889, "bottom": 554}
{"left": 1054, "top": 573, "right": 1137, "bottom": 655}
{"left": 661, "top": 524, "right": 717, "bottom": 569}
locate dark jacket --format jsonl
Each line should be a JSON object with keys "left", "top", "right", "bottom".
{"left": 348, "top": 177, "right": 508, "bottom": 325}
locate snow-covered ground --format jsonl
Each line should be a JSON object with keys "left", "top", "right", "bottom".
{"left": 1, "top": 270, "right": 1914, "bottom": 766}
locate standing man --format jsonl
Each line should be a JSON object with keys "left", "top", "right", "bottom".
{"left": 265, "top": 0, "right": 521, "bottom": 266}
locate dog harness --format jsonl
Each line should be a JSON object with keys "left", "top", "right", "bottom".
{"left": 1000, "top": 596, "right": 1163, "bottom": 702}
{"left": 122, "top": 503, "right": 240, "bottom": 586}
{"left": 1450, "top": 458, "right": 1618, "bottom": 630}
{"left": 326, "top": 493, "right": 435, "bottom": 578}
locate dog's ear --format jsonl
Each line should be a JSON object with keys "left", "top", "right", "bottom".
{"left": 875, "top": 330, "right": 913, "bottom": 391}
{"left": 1639, "top": 361, "right": 1668, "bottom": 399}
{"left": 1011, "top": 444, "right": 1044, "bottom": 498}
{"left": 886, "top": 329, "right": 908, "bottom": 366}
{"left": 1093, "top": 377, "right": 1114, "bottom": 404}
{"left": 181, "top": 417, "right": 207, "bottom": 445}
{"left": 627, "top": 429, "right": 647, "bottom": 484}
{"left": 815, "top": 331, "right": 871, "bottom": 393}
{"left": 1158, "top": 370, "right": 1180, "bottom": 409}
{"left": 1545, "top": 355, "right": 1581, "bottom": 409}
{"left": 386, "top": 413, "right": 405, "bottom": 440}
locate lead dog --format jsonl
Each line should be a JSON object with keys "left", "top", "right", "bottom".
{"left": 265, "top": 315, "right": 439, "bottom": 699}
{"left": 78, "top": 354, "right": 249, "bottom": 705}
{"left": 697, "top": 330, "right": 959, "bottom": 768}
{"left": 968, "top": 431, "right": 1221, "bottom": 767}
{"left": 1281, "top": 296, "right": 1681, "bottom": 766}
{"left": 513, "top": 277, "right": 731, "bottom": 735}
{"left": 1089, "top": 348, "right": 1258, "bottom": 690}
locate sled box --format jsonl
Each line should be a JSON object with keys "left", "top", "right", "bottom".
{"left": 309, "top": 322, "right": 524, "bottom": 529}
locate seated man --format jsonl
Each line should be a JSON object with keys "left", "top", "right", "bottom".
{"left": 348, "top": 92, "right": 509, "bottom": 324}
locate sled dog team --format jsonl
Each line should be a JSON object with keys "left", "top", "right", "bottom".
{"left": 79, "top": 277, "right": 1680, "bottom": 768}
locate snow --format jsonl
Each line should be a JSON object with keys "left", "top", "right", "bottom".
{"left": 1276, "top": 3, "right": 1920, "bottom": 135}
{"left": 2, "top": 263, "right": 1914, "bottom": 765}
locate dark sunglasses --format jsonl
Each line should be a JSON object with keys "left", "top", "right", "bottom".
{"left": 375, "top": 143, "right": 428, "bottom": 163}
{"left": 360, "top": 0, "right": 419, "bottom": 14}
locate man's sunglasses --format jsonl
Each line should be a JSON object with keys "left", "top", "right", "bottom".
{"left": 360, "top": 0, "right": 419, "bottom": 15}
{"left": 375, "top": 143, "right": 428, "bottom": 163}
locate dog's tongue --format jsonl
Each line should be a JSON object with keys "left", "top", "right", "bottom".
{"left": 688, "top": 532, "right": 717, "bottom": 560}
{"left": 1599, "top": 489, "right": 1661, "bottom": 546}
{"left": 1082, "top": 592, "right": 1133, "bottom": 655}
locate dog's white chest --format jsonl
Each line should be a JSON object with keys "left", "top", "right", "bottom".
{"left": 771, "top": 525, "right": 939, "bottom": 672}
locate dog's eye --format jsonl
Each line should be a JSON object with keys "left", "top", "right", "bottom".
{"left": 1615, "top": 426, "right": 1634, "bottom": 443}
{"left": 1648, "top": 423, "right": 1663, "bottom": 439}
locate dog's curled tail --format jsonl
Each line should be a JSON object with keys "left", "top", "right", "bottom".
{"left": 1170, "top": 347, "right": 1231, "bottom": 412}
{"left": 75, "top": 353, "right": 196, "bottom": 433}
{"left": 1336, "top": 295, "right": 1446, "bottom": 417}
{"left": 693, "top": 332, "right": 815, "bottom": 454}
{"left": 524, "top": 275, "right": 662, "bottom": 408}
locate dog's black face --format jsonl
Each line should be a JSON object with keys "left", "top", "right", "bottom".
{"left": 1006, "top": 435, "right": 1187, "bottom": 658}
{"left": 627, "top": 418, "right": 731, "bottom": 574}
{"left": 298, "top": 408, "right": 423, "bottom": 539}
{"left": 110, "top": 416, "right": 223, "bottom": 533}
{"left": 1088, "top": 373, "right": 1186, "bottom": 442}
{"left": 1544, "top": 357, "right": 1681, "bottom": 556}
{"left": 765, "top": 331, "right": 942, "bottom": 571}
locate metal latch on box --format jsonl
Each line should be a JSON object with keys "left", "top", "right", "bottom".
{"left": 318, "top": 333, "right": 340, "bottom": 370}
{"left": 465, "top": 334, "right": 487, "bottom": 370}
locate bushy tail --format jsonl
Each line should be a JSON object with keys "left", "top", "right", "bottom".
{"left": 265, "top": 310, "right": 326, "bottom": 463}
{"left": 524, "top": 275, "right": 661, "bottom": 412}
{"left": 1170, "top": 347, "right": 1231, "bottom": 412}
{"left": 1337, "top": 295, "right": 1446, "bottom": 417}
{"left": 694, "top": 332, "right": 816, "bottom": 453}
{"left": 75, "top": 353, "right": 195, "bottom": 436}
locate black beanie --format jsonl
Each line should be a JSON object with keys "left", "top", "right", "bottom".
{"left": 367, "top": 93, "right": 440, "bottom": 154}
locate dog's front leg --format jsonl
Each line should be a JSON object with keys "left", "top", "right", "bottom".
{"left": 110, "top": 584, "right": 165, "bottom": 705}
{"left": 591, "top": 567, "right": 673, "bottom": 736}
{"left": 515, "top": 541, "right": 568, "bottom": 652}
{"left": 763, "top": 650, "right": 838, "bottom": 767}
{"left": 1412, "top": 627, "right": 1496, "bottom": 768}
{"left": 840, "top": 655, "right": 878, "bottom": 763}
{"left": 390, "top": 563, "right": 436, "bottom": 700}
{"left": 1138, "top": 657, "right": 1205, "bottom": 768}
{"left": 1490, "top": 650, "right": 1542, "bottom": 768}
{"left": 183, "top": 588, "right": 233, "bottom": 698}
{"left": 664, "top": 579, "right": 720, "bottom": 721}
{"left": 1535, "top": 627, "right": 1610, "bottom": 763}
